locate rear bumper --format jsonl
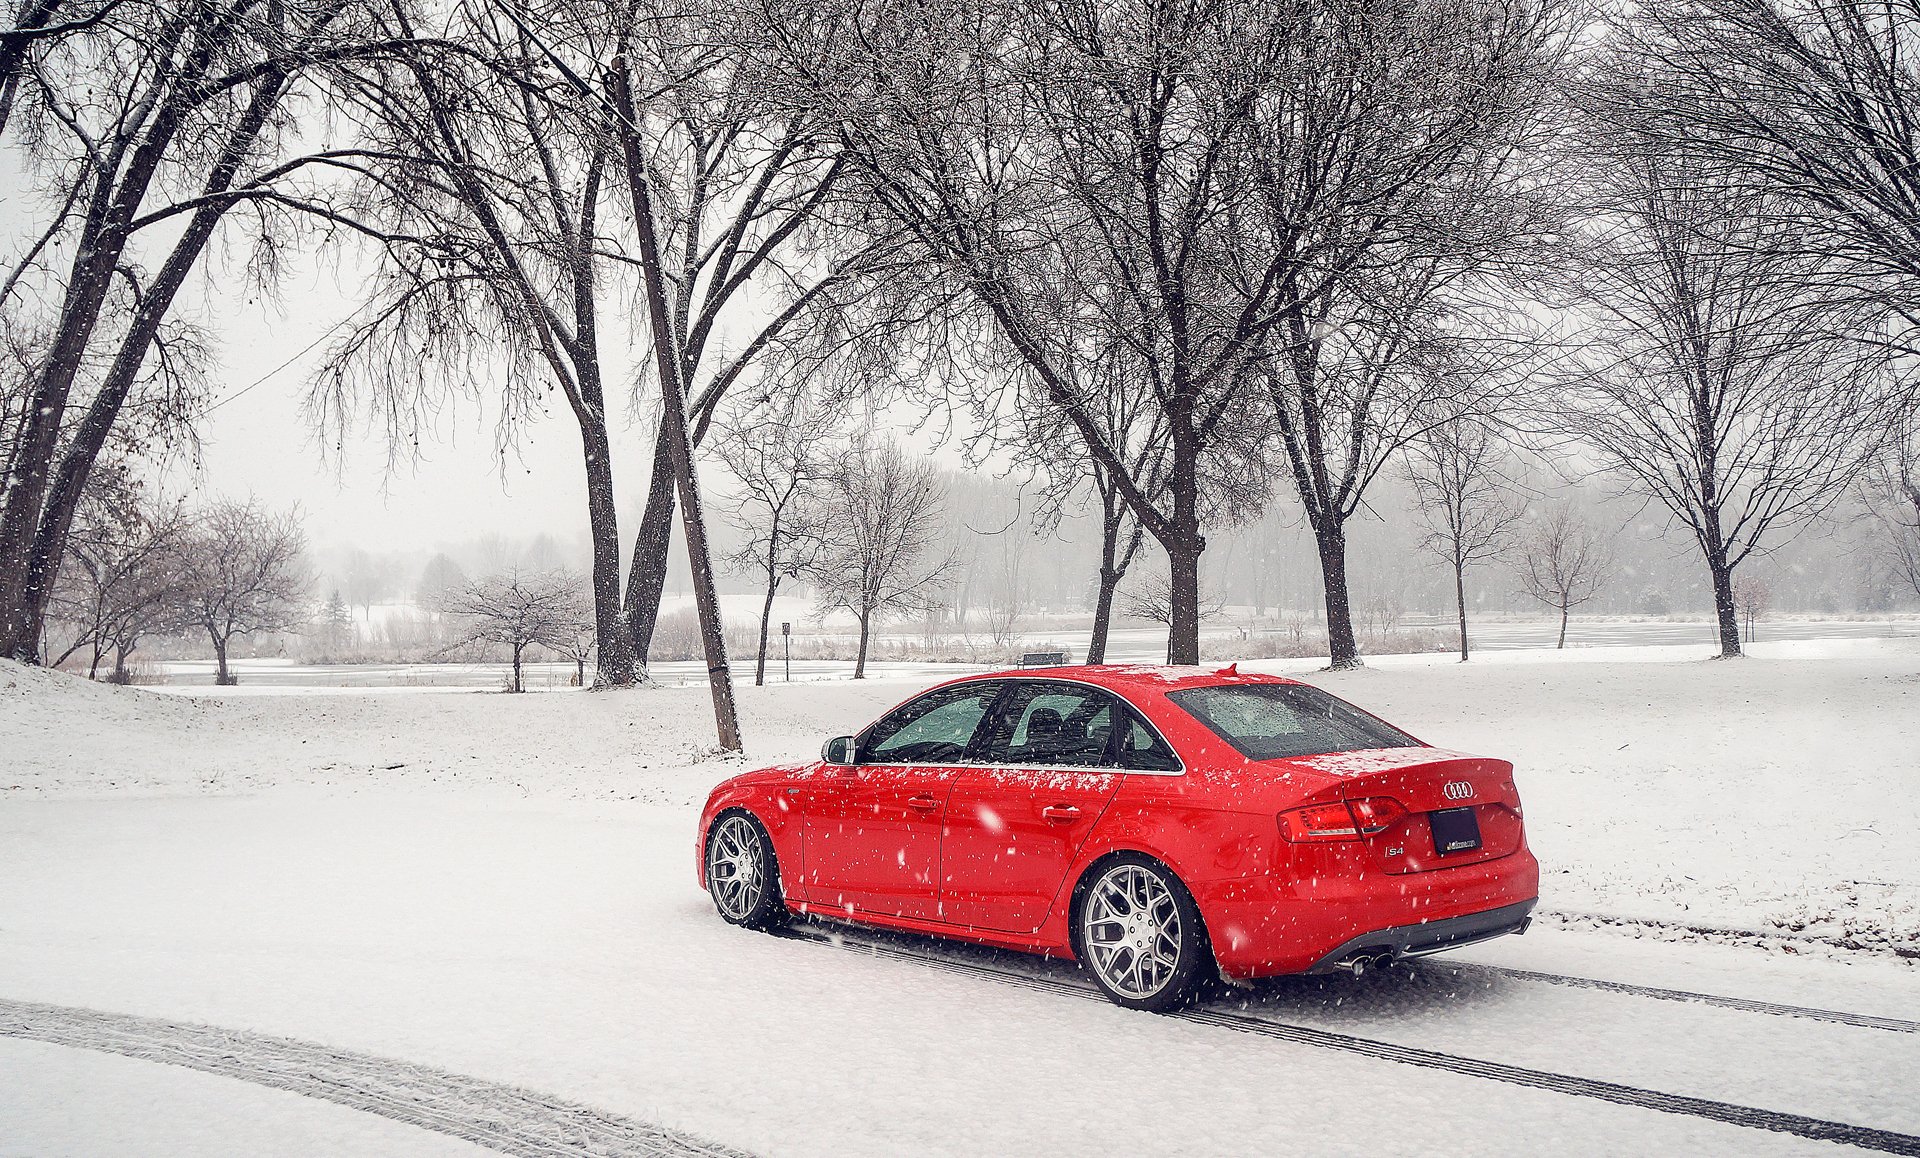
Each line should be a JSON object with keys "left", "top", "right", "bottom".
{"left": 1199, "top": 846, "right": 1540, "bottom": 978}
{"left": 1303, "top": 898, "right": 1536, "bottom": 973}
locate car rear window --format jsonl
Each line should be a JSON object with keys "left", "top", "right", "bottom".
{"left": 1166, "top": 683, "right": 1420, "bottom": 761}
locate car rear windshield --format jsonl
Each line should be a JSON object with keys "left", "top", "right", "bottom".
{"left": 1166, "top": 683, "right": 1421, "bottom": 761}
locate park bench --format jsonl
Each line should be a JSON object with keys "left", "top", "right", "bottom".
{"left": 1018, "top": 650, "right": 1071, "bottom": 668}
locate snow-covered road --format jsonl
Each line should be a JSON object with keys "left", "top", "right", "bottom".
{"left": 2, "top": 794, "right": 1916, "bottom": 1156}
{"left": 3, "top": 645, "right": 1916, "bottom": 1155}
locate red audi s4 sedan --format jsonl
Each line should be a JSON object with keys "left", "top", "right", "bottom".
{"left": 697, "top": 665, "right": 1539, "bottom": 1011}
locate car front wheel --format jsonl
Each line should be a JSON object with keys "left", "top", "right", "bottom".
{"left": 704, "top": 811, "right": 787, "bottom": 930}
{"left": 1074, "top": 855, "right": 1210, "bottom": 1012}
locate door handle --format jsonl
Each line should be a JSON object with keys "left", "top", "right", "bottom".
{"left": 907, "top": 795, "right": 941, "bottom": 811}
{"left": 1042, "top": 805, "right": 1082, "bottom": 822}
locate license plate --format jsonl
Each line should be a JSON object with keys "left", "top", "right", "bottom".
{"left": 1429, "top": 807, "right": 1482, "bottom": 855}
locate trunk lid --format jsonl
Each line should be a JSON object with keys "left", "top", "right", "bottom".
{"left": 1286, "top": 747, "right": 1524, "bottom": 873}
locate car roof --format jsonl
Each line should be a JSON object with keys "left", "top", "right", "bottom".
{"left": 954, "top": 664, "right": 1303, "bottom": 695}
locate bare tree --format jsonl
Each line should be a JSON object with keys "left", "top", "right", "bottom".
{"left": 1864, "top": 420, "right": 1920, "bottom": 601}
{"left": 751, "top": 0, "right": 1572, "bottom": 668}
{"left": 1554, "top": 134, "right": 1900, "bottom": 658}
{"left": 1123, "top": 570, "right": 1223, "bottom": 632}
{"left": 716, "top": 394, "right": 834, "bottom": 686}
{"left": 312, "top": 0, "right": 654, "bottom": 686}
{"left": 46, "top": 480, "right": 194, "bottom": 680}
{"left": 543, "top": 581, "right": 598, "bottom": 688}
{"left": 1025, "top": 345, "right": 1167, "bottom": 665}
{"left": 809, "top": 442, "right": 955, "bottom": 678}
{"left": 1405, "top": 419, "right": 1525, "bottom": 661}
{"left": 1246, "top": 0, "right": 1576, "bottom": 673}
{"left": 979, "top": 525, "right": 1027, "bottom": 652}
{"left": 0, "top": 0, "right": 426, "bottom": 663}
{"left": 339, "top": 548, "right": 399, "bottom": 621}
{"left": 442, "top": 569, "right": 589, "bottom": 693}
{"left": 1622, "top": 0, "right": 1920, "bottom": 347}
{"left": 1735, "top": 577, "right": 1771, "bottom": 643}
{"left": 414, "top": 554, "right": 468, "bottom": 615}
{"left": 179, "top": 499, "right": 310, "bottom": 685}
{"left": 595, "top": 20, "right": 900, "bottom": 669}
{"left": 756, "top": 0, "right": 1281, "bottom": 665}
{"left": 1514, "top": 507, "right": 1612, "bottom": 649}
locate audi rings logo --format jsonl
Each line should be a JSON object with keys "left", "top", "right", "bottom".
{"left": 1442, "top": 781, "right": 1475, "bottom": 801}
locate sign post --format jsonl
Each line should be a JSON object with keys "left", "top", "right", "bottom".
{"left": 781, "top": 622, "right": 792, "bottom": 683}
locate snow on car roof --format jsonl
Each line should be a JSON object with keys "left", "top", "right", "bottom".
{"left": 953, "top": 664, "right": 1301, "bottom": 693}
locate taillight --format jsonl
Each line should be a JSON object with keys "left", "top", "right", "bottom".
{"left": 1347, "top": 796, "right": 1408, "bottom": 835}
{"left": 1278, "top": 797, "right": 1407, "bottom": 842}
{"left": 1278, "top": 802, "right": 1358, "bottom": 841}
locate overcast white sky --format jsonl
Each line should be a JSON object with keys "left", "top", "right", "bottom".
{"left": 0, "top": 143, "right": 977, "bottom": 563}
{"left": 169, "top": 256, "right": 974, "bottom": 562}
{"left": 179, "top": 262, "right": 624, "bottom": 557}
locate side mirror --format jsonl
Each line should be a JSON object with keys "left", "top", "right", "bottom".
{"left": 822, "top": 735, "right": 857, "bottom": 766}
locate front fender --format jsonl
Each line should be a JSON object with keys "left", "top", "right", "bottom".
{"left": 695, "top": 782, "right": 804, "bottom": 891}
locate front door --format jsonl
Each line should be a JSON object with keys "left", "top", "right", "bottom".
{"left": 940, "top": 681, "right": 1125, "bottom": 933}
{"left": 800, "top": 681, "right": 1001, "bottom": 921}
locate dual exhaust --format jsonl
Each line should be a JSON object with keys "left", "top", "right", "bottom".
{"left": 1336, "top": 951, "right": 1397, "bottom": 978}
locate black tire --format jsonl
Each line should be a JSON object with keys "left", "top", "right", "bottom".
{"left": 1070, "top": 853, "right": 1212, "bottom": 1012}
{"left": 704, "top": 810, "right": 788, "bottom": 930}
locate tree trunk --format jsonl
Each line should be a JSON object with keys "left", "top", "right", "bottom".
{"left": 577, "top": 421, "right": 638, "bottom": 686}
{"left": 1087, "top": 568, "right": 1121, "bottom": 666}
{"left": 1165, "top": 536, "right": 1202, "bottom": 665}
{"left": 1162, "top": 428, "right": 1205, "bottom": 666}
{"left": 854, "top": 611, "right": 872, "bottom": 680}
{"left": 1556, "top": 605, "right": 1569, "bottom": 649}
{"left": 1708, "top": 551, "right": 1741, "bottom": 658}
{"left": 87, "top": 643, "right": 103, "bottom": 680}
{"left": 610, "top": 61, "right": 741, "bottom": 751}
{"left": 755, "top": 565, "right": 778, "bottom": 687}
{"left": 1315, "top": 526, "right": 1361, "bottom": 670}
{"left": 622, "top": 426, "right": 678, "bottom": 661}
{"left": 510, "top": 643, "right": 523, "bottom": 692}
{"left": 1087, "top": 508, "right": 1140, "bottom": 666}
{"left": 212, "top": 634, "right": 234, "bottom": 685}
{"left": 1454, "top": 559, "right": 1470, "bottom": 662}
{"left": 110, "top": 643, "right": 130, "bottom": 685}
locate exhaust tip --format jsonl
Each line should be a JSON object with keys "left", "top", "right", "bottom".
{"left": 1341, "top": 952, "right": 1395, "bottom": 978}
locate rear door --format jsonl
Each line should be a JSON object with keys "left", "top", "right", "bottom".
{"left": 939, "top": 681, "right": 1128, "bottom": 932}
{"left": 799, "top": 681, "right": 1001, "bottom": 921}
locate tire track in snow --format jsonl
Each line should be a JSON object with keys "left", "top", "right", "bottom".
{"left": 1442, "top": 962, "right": 1920, "bottom": 1034}
{"left": 777, "top": 926, "right": 1920, "bottom": 1155}
{"left": 0, "top": 998, "right": 755, "bottom": 1158}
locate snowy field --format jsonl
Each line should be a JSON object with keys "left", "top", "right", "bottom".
{"left": 3, "top": 642, "right": 1917, "bottom": 1155}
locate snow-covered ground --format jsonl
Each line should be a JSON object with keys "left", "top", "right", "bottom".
{"left": 3, "top": 642, "right": 1916, "bottom": 1155}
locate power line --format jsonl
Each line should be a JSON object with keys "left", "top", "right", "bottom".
{"left": 200, "top": 299, "right": 373, "bottom": 416}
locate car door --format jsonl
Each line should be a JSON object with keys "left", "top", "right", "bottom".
{"left": 938, "top": 681, "right": 1128, "bottom": 933}
{"left": 799, "top": 681, "right": 1001, "bottom": 922}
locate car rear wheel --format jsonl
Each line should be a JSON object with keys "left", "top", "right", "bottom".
{"left": 705, "top": 811, "right": 787, "bottom": 930}
{"left": 1074, "top": 855, "right": 1210, "bottom": 1012}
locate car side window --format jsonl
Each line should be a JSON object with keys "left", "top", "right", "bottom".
{"left": 1116, "top": 715, "right": 1181, "bottom": 772}
{"left": 861, "top": 683, "right": 1001, "bottom": 765}
{"left": 981, "top": 683, "right": 1118, "bottom": 768}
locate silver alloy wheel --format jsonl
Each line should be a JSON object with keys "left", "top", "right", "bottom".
{"left": 1082, "top": 862, "right": 1183, "bottom": 1000}
{"left": 707, "top": 814, "right": 765, "bottom": 920}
